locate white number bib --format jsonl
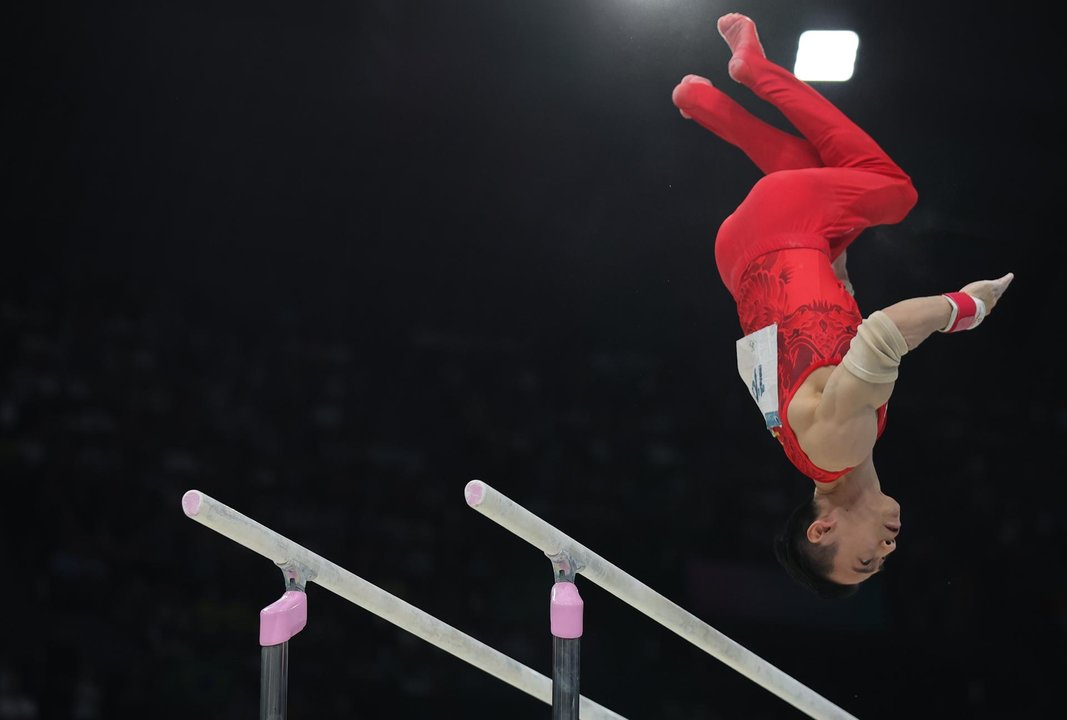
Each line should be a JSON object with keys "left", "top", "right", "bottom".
{"left": 735, "top": 324, "right": 782, "bottom": 430}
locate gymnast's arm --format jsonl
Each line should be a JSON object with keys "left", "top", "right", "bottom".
{"left": 801, "top": 273, "right": 1015, "bottom": 470}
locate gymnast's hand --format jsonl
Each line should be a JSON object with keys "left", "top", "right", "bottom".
{"left": 959, "top": 272, "right": 1014, "bottom": 317}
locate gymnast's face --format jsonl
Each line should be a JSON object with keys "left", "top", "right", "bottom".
{"left": 815, "top": 497, "right": 901, "bottom": 585}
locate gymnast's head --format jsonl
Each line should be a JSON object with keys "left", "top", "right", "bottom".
{"left": 773, "top": 477, "right": 901, "bottom": 599}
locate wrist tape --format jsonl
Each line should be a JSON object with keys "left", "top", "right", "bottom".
{"left": 841, "top": 310, "right": 909, "bottom": 384}
{"left": 940, "top": 292, "right": 986, "bottom": 332}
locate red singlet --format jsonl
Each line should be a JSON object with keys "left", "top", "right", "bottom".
{"left": 734, "top": 248, "right": 888, "bottom": 482}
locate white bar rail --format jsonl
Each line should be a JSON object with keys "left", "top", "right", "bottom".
{"left": 463, "top": 480, "right": 860, "bottom": 720}
{"left": 181, "top": 489, "right": 625, "bottom": 720}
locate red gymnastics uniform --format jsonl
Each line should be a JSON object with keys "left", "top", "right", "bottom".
{"left": 674, "top": 50, "right": 918, "bottom": 482}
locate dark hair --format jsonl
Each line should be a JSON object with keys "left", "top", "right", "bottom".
{"left": 773, "top": 497, "right": 859, "bottom": 600}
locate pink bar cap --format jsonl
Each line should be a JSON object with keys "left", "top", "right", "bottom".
{"left": 260, "top": 590, "right": 308, "bottom": 646}
{"left": 550, "top": 581, "right": 584, "bottom": 639}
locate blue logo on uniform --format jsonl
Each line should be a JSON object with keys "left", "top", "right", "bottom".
{"left": 751, "top": 365, "right": 765, "bottom": 402}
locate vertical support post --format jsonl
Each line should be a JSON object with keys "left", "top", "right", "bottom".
{"left": 549, "top": 552, "right": 584, "bottom": 720}
{"left": 259, "top": 563, "right": 311, "bottom": 720}
{"left": 260, "top": 642, "right": 290, "bottom": 720}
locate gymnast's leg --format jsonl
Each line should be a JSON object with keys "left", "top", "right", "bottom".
{"left": 715, "top": 13, "right": 917, "bottom": 253}
{"left": 717, "top": 13, "right": 910, "bottom": 182}
{"left": 671, "top": 74, "right": 822, "bottom": 174}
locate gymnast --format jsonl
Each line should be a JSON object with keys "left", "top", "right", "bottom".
{"left": 671, "top": 13, "right": 1014, "bottom": 598}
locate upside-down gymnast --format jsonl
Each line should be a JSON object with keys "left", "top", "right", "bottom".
{"left": 671, "top": 13, "right": 1014, "bottom": 598}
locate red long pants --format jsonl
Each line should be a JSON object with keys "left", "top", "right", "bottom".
{"left": 674, "top": 54, "right": 918, "bottom": 300}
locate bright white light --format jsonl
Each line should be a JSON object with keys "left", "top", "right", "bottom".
{"left": 793, "top": 30, "right": 859, "bottom": 82}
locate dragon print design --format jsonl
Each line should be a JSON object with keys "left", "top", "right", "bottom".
{"left": 732, "top": 250, "right": 877, "bottom": 482}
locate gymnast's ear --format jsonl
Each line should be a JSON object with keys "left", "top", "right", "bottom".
{"left": 806, "top": 518, "right": 835, "bottom": 544}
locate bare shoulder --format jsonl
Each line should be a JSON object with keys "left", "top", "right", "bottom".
{"left": 785, "top": 366, "right": 832, "bottom": 437}
{"left": 789, "top": 365, "right": 879, "bottom": 472}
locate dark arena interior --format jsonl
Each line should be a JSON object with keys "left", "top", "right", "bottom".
{"left": 6, "top": 1, "right": 1064, "bottom": 718}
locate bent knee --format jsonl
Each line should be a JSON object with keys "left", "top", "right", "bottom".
{"left": 888, "top": 177, "right": 918, "bottom": 223}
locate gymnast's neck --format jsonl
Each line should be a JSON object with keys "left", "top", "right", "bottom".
{"left": 813, "top": 455, "right": 880, "bottom": 502}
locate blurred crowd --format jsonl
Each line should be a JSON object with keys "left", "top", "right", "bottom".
{"left": 3, "top": 261, "right": 1063, "bottom": 719}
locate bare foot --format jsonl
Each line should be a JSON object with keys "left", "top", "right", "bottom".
{"left": 717, "top": 13, "right": 765, "bottom": 85}
{"left": 672, "top": 74, "right": 713, "bottom": 119}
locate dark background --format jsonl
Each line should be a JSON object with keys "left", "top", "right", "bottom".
{"left": 5, "top": 1, "right": 1064, "bottom": 718}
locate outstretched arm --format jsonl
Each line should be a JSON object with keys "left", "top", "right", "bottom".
{"left": 802, "top": 273, "right": 1015, "bottom": 470}
{"left": 881, "top": 272, "right": 1014, "bottom": 350}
